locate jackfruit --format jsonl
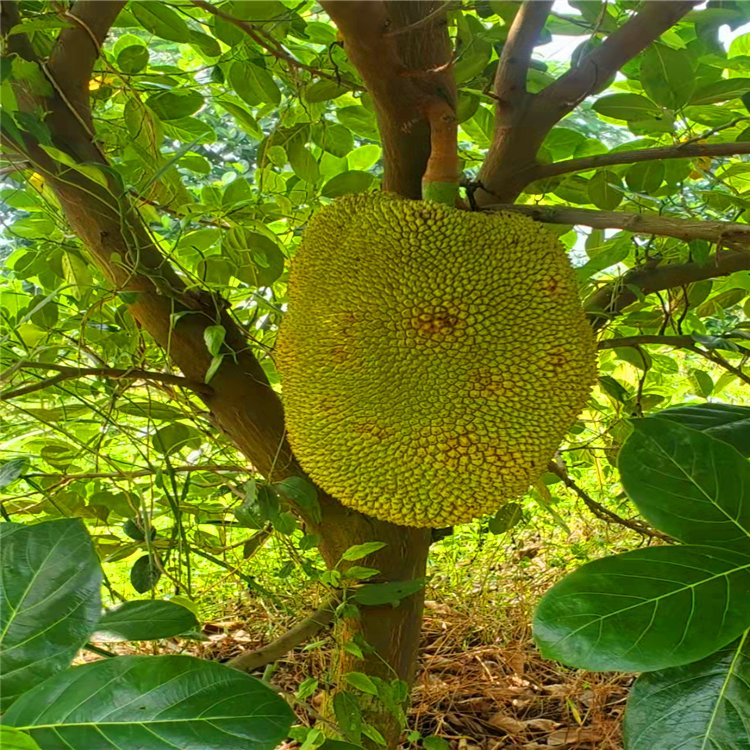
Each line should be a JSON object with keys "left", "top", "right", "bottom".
{"left": 276, "top": 193, "right": 597, "bottom": 527}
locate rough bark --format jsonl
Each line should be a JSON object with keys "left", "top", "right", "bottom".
{"left": 2, "top": 2, "right": 435, "bottom": 747}
{"left": 476, "top": 1, "right": 697, "bottom": 204}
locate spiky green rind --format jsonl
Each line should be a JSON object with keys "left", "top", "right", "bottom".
{"left": 277, "top": 193, "right": 597, "bottom": 527}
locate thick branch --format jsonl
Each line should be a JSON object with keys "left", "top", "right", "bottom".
{"left": 1, "top": 362, "right": 212, "bottom": 400}
{"left": 586, "top": 252, "right": 750, "bottom": 329}
{"left": 542, "top": 1, "right": 696, "bottom": 108}
{"left": 477, "top": 1, "right": 695, "bottom": 203}
{"left": 321, "top": 0, "right": 454, "bottom": 198}
{"left": 485, "top": 203, "right": 750, "bottom": 250}
{"left": 599, "top": 335, "right": 750, "bottom": 386}
{"left": 530, "top": 141, "right": 750, "bottom": 181}
{"left": 228, "top": 597, "right": 338, "bottom": 672}
{"left": 47, "top": 1, "right": 126, "bottom": 132}
{"left": 493, "top": 1, "right": 552, "bottom": 105}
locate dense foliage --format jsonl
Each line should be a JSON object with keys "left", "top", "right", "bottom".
{"left": 2, "top": 1, "right": 750, "bottom": 748}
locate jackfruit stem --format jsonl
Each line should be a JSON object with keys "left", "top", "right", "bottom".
{"left": 422, "top": 99, "right": 459, "bottom": 207}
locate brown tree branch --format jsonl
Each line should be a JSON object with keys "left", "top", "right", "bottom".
{"left": 1, "top": 362, "right": 213, "bottom": 400}
{"left": 47, "top": 1, "right": 127, "bottom": 133}
{"left": 586, "top": 252, "right": 750, "bottom": 329}
{"left": 548, "top": 462, "right": 672, "bottom": 542}
{"left": 493, "top": 1, "right": 552, "bottom": 106}
{"left": 529, "top": 141, "right": 750, "bottom": 182}
{"left": 321, "top": 0, "right": 455, "bottom": 198}
{"left": 485, "top": 203, "right": 750, "bottom": 250}
{"left": 227, "top": 596, "right": 338, "bottom": 672}
{"left": 476, "top": 1, "right": 696, "bottom": 204}
{"left": 599, "top": 336, "right": 750, "bottom": 386}
{"left": 541, "top": 1, "right": 696, "bottom": 109}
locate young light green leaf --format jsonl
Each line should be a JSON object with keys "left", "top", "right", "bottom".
{"left": 352, "top": 579, "right": 426, "bottom": 607}
{"left": 341, "top": 542, "right": 386, "bottom": 562}
{"left": 344, "top": 671, "right": 378, "bottom": 696}
{"left": 203, "top": 324, "right": 226, "bottom": 356}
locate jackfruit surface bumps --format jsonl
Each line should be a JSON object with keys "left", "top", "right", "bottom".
{"left": 277, "top": 193, "right": 597, "bottom": 527}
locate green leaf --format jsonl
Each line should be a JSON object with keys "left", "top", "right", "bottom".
{"left": 273, "top": 475, "right": 321, "bottom": 524}
{"left": 0, "top": 519, "right": 102, "bottom": 711}
{"left": 336, "top": 106, "right": 379, "bottom": 140}
{"left": 130, "top": 553, "right": 162, "bottom": 594}
{"left": 533, "top": 545, "right": 750, "bottom": 672}
{"left": 690, "top": 78, "right": 750, "bottom": 105}
{"left": 344, "top": 671, "right": 378, "bottom": 696}
{"left": 93, "top": 600, "right": 199, "bottom": 642}
{"left": 588, "top": 170, "right": 623, "bottom": 210}
{"left": 147, "top": 90, "right": 204, "bottom": 121}
{"left": 625, "top": 161, "right": 665, "bottom": 194}
{"left": 305, "top": 79, "right": 350, "bottom": 102}
{"left": 619, "top": 419, "right": 750, "bottom": 550}
{"left": 654, "top": 403, "right": 750, "bottom": 457}
{"left": 312, "top": 122, "right": 354, "bottom": 157}
{"left": 487, "top": 502, "right": 523, "bottom": 534}
{"left": 3, "top": 655, "right": 295, "bottom": 750}
{"left": 0, "top": 458, "right": 27, "bottom": 488}
{"left": 221, "top": 228, "right": 285, "bottom": 287}
{"left": 287, "top": 139, "right": 320, "bottom": 184}
{"left": 640, "top": 44, "right": 695, "bottom": 110}
{"left": 151, "top": 422, "right": 201, "bottom": 456}
{"left": 0, "top": 727, "right": 42, "bottom": 750}
{"left": 131, "top": 1, "right": 191, "bottom": 43}
{"left": 117, "top": 45, "right": 149, "bottom": 75}
{"left": 333, "top": 691, "right": 363, "bottom": 744}
{"left": 592, "top": 93, "right": 662, "bottom": 121}
{"left": 203, "top": 324, "right": 226, "bottom": 356}
{"left": 624, "top": 632, "right": 750, "bottom": 750}
{"left": 321, "top": 171, "right": 374, "bottom": 198}
{"left": 228, "top": 61, "right": 281, "bottom": 106}
{"left": 352, "top": 579, "right": 426, "bottom": 606}
{"left": 341, "top": 542, "right": 386, "bottom": 561}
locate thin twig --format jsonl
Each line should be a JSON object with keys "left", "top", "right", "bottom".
{"left": 191, "top": 0, "right": 363, "bottom": 90}
{"left": 1, "top": 362, "right": 213, "bottom": 399}
{"left": 548, "top": 462, "right": 672, "bottom": 542}
{"left": 600, "top": 335, "right": 750, "bottom": 386}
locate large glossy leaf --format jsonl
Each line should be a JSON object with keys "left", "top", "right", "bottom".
{"left": 533, "top": 545, "right": 750, "bottom": 672}
{"left": 0, "top": 519, "right": 102, "bottom": 711}
{"left": 654, "top": 402, "right": 750, "bottom": 456}
{"left": 93, "top": 600, "right": 199, "bottom": 642}
{"left": 624, "top": 631, "right": 750, "bottom": 750}
{"left": 3, "top": 655, "right": 295, "bottom": 750}
{"left": 619, "top": 418, "right": 750, "bottom": 550}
